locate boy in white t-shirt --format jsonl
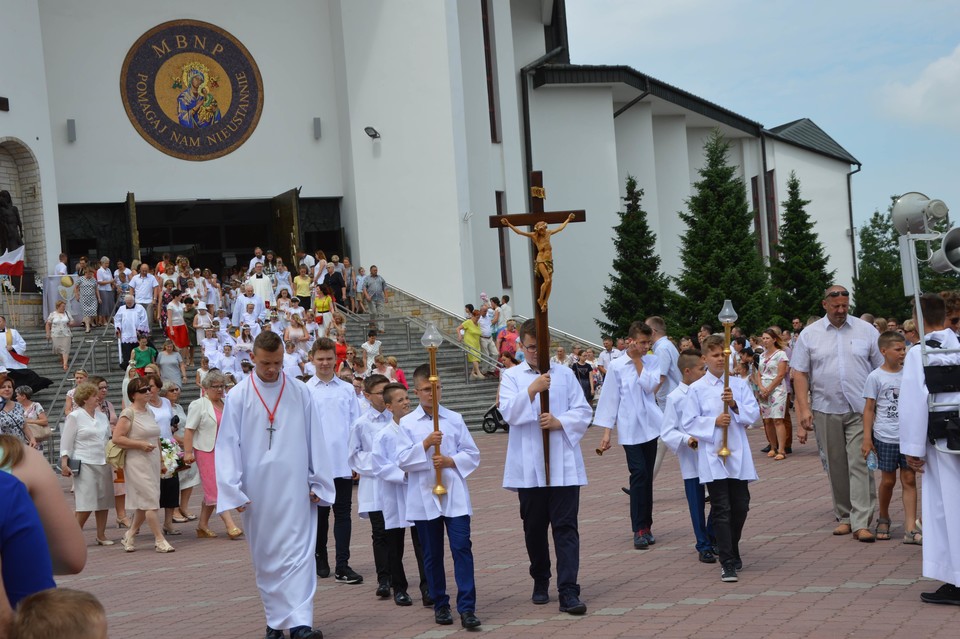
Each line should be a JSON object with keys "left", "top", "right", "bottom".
{"left": 361, "top": 330, "right": 382, "bottom": 374}
{"left": 862, "top": 331, "right": 918, "bottom": 543}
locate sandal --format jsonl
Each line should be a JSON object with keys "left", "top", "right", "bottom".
{"left": 774, "top": 453, "right": 786, "bottom": 461}
{"left": 767, "top": 449, "right": 777, "bottom": 458}
{"left": 875, "top": 517, "right": 892, "bottom": 541}
{"left": 903, "top": 530, "right": 923, "bottom": 545}
{"left": 162, "top": 527, "right": 183, "bottom": 536}
{"left": 171, "top": 516, "right": 189, "bottom": 524}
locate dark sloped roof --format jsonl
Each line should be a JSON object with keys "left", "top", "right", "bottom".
{"left": 533, "top": 64, "right": 762, "bottom": 136}
{"left": 765, "top": 118, "right": 859, "bottom": 165}
{"left": 533, "top": 64, "right": 859, "bottom": 166}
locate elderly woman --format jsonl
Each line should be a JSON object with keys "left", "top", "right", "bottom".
{"left": 89, "top": 375, "right": 127, "bottom": 528}
{"left": 141, "top": 373, "right": 182, "bottom": 537}
{"left": 159, "top": 382, "right": 200, "bottom": 524}
{"left": 183, "top": 371, "right": 243, "bottom": 539}
{"left": 45, "top": 299, "right": 73, "bottom": 371}
{"left": 96, "top": 256, "right": 115, "bottom": 327}
{"left": 75, "top": 266, "right": 100, "bottom": 333}
{"left": 112, "top": 376, "right": 174, "bottom": 553}
{"left": 59, "top": 382, "right": 114, "bottom": 545}
{"left": 16, "top": 386, "right": 48, "bottom": 452}
{"left": 0, "top": 376, "right": 34, "bottom": 447}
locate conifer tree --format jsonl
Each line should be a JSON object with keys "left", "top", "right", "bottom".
{"left": 769, "top": 171, "right": 835, "bottom": 325}
{"left": 596, "top": 175, "right": 673, "bottom": 338}
{"left": 674, "top": 129, "right": 772, "bottom": 335}
{"left": 851, "top": 203, "right": 911, "bottom": 319}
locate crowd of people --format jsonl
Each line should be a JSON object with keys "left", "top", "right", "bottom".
{"left": 4, "top": 257, "right": 960, "bottom": 638}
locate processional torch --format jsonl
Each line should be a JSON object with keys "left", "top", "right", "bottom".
{"left": 717, "top": 299, "right": 739, "bottom": 461}
{"left": 421, "top": 321, "right": 447, "bottom": 496}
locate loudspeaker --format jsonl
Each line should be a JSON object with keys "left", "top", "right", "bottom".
{"left": 892, "top": 191, "right": 948, "bottom": 235}
{"left": 930, "top": 226, "right": 960, "bottom": 273}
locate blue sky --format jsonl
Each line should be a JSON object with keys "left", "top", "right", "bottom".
{"left": 565, "top": 0, "right": 960, "bottom": 230}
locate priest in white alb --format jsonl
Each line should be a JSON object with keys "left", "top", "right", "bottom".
{"left": 246, "top": 262, "right": 276, "bottom": 308}
{"left": 232, "top": 283, "right": 265, "bottom": 329}
{"left": 216, "top": 331, "right": 334, "bottom": 639}
{"left": 114, "top": 294, "right": 148, "bottom": 367}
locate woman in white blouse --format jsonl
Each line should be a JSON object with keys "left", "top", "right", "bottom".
{"left": 45, "top": 299, "right": 72, "bottom": 371}
{"left": 59, "top": 382, "right": 115, "bottom": 545}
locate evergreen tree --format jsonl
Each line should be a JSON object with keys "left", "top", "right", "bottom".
{"left": 596, "top": 175, "right": 673, "bottom": 338}
{"left": 769, "top": 171, "right": 835, "bottom": 326}
{"left": 674, "top": 129, "right": 772, "bottom": 335}
{"left": 851, "top": 202, "right": 911, "bottom": 319}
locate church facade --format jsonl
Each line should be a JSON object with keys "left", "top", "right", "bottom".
{"left": 0, "top": 0, "right": 858, "bottom": 341}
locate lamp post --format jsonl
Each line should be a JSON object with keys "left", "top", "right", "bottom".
{"left": 421, "top": 321, "right": 447, "bottom": 496}
{"left": 717, "top": 299, "right": 739, "bottom": 461}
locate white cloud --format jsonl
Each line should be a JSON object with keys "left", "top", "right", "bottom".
{"left": 881, "top": 44, "right": 960, "bottom": 131}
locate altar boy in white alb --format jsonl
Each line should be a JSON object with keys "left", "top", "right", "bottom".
{"left": 899, "top": 293, "right": 960, "bottom": 606}
{"left": 215, "top": 331, "right": 334, "bottom": 639}
{"left": 680, "top": 334, "right": 759, "bottom": 584}
{"left": 498, "top": 319, "right": 593, "bottom": 615}
{"left": 397, "top": 365, "right": 481, "bottom": 629}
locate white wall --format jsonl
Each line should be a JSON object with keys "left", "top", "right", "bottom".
{"left": 769, "top": 141, "right": 856, "bottom": 291}
{"left": 614, "top": 102, "right": 661, "bottom": 251}
{"left": 651, "top": 115, "right": 690, "bottom": 281}
{"left": 39, "top": 0, "right": 344, "bottom": 203}
{"left": 530, "top": 86, "right": 622, "bottom": 342}
{"left": 331, "top": 0, "right": 469, "bottom": 314}
{"left": 0, "top": 0, "right": 61, "bottom": 272}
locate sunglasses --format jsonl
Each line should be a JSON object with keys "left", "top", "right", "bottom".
{"left": 826, "top": 290, "right": 850, "bottom": 298}
{"left": 135, "top": 388, "right": 151, "bottom": 394}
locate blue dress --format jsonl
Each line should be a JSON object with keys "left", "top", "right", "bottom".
{"left": 0, "top": 470, "right": 55, "bottom": 607}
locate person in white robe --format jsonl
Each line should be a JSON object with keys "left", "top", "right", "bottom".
{"left": 900, "top": 293, "right": 960, "bottom": 605}
{"left": 594, "top": 322, "right": 664, "bottom": 550}
{"left": 372, "top": 382, "right": 429, "bottom": 606}
{"left": 305, "top": 337, "right": 361, "bottom": 582}
{"left": 680, "top": 335, "right": 759, "bottom": 583}
{"left": 347, "top": 374, "right": 393, "bottom": 597}
{"left": 658, "top": 350, "right": 714, "bottom": 563}
{"left": 216, "top": 331, "right": 334, "bottom": 639}
{"left": 114, "top": 295, "right": 148, "bottom": 367}
{"left": 397, "top": 364, "right": 481, "bottom": 628}
{"left": 246, "top": 263, "right": 276, "bottom": 309}
{"left": 498, "top": 319, "right": 592, "bottom": 615}
{"left": 232, "top": 285, "right": 265, "bottom": 329}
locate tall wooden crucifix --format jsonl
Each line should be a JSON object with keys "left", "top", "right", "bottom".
{"left": 489, "top": 170, "right": 586, "bottom": 485}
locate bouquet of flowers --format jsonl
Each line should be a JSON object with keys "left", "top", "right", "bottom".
{"left": 159, "top": 438, "right": 187, "bottom": 479}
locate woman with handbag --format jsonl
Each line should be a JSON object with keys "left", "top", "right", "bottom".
{"left": 16, "top": 386, "right": 48, "bottom": 453}
{"left": 182, "top": 371, "right": 243, "bottom": 539}
{"left": 112, "top": 376, "right": 174, "bottom": 553}
{"left": 58, "top": 382, "right": 114, "bottom": 545}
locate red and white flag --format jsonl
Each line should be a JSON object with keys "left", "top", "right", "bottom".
{"left": 0, "top": 246, "right": 25, "bottom": 276}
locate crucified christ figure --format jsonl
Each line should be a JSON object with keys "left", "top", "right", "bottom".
{"left": 501, "top": 213, "right": 575, "bottom": 312}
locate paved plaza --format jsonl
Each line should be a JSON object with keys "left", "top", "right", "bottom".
{"left": 59, "top": 426, "right": 960, "bottom": 639}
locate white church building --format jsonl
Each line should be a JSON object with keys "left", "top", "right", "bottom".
{"left": 0, "top": 0, "right": 859, "bottom": 341}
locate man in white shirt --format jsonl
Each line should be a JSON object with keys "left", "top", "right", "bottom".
{"left": 114, "top": 295, "right": 148, "bottom": 367}
{"left": 498, "top": 319, "right": 592, "bottom": 615}
{"left": 305, "top": 337, "right": 362, "bottom": 584}
{"left": 297, "top": 249, "right": 315, "bottom": 272}
{"left": 247, "top": 247, "right": 265, "bottom": 276}
{"left": 595, "top": 322, "right": 663, "bottom": 550}
{"left": 792, "top": 286, "right": 883, "bottom": 542}
{"left": 128, "top": 263, "right": 160, "bottom": 329}
{"left": 596, "top": 337, "right": 622, "bottom": 377}
{"left": 477, "top": 303, "right": 498, "bottom": 373}
{"left": 54, "top": 253, "right": 69, "bottom": 276}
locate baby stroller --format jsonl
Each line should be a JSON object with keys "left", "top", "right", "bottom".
{"left": 481, "top": 403, "right": 509, "bottom": 433}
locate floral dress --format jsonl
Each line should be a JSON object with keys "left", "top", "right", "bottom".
{"left": 758, "top": 349, "right": 789, "bottom": 419}
{"left": 159, "top": 288, "right": 174, "bottom": 330}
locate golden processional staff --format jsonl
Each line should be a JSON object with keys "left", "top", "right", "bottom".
{"left": 717, "top": 299, "right": 739, "bottom": 461}
{"left": 489, "top": 170, "right": 586, "bottom": 485}
{"left": 421, "top": 321, "right": 447, "bottom": 496}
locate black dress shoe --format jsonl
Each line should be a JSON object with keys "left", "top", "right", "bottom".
{"left": 784, "top": 447, "right": 793, "bottom": 454}
{"left": 621, "top": 486, "right": 630, "bottom": 496}
{"left": 435, "top": 605, "right": 454, "bottom": 625}
{"left": 642, "top": 531, "right": 656, "bottom": 545}
{"left": 290, "top": 626, "right": 324, "bottom": 639}
{"left": 920, "top": 583, "right": 960, "bottom": 605}
{"left": 421, "top": 590, "right": 434, "bottom": 607}
{"left": 633, "top": 532, "right": 648, "bottom": 550}
{"left": 760, "top": 445, "right": 772, "bottom": 453}
{"left": 559, "top": 595, "right": 587, "bottom": 615}
{"left": 265, "top": 627, "right": 284, "bottom": 639}
{"left": 698, "top": 550, "right": 717, "bottom": 564}
{"left": 394, "top": 590, "right": 413, "bottom": 606}
{"left": 316, "top": 552, "right": 330, "bottom": 579}
{"left": 460, "top": 611, "right": 482, "bottom": 629}
{"left": 376, "top": 581, "right": 391, "bottom": 598}
{"left": 532, "top": 581, "right": 549, "bottom": 605}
